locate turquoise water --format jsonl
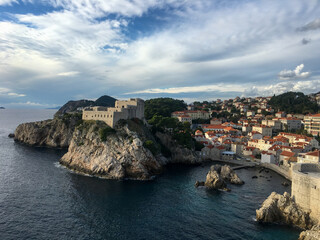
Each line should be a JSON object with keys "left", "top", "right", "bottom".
{"left": 0, "top": 109, "right": 300, "bottom": 239}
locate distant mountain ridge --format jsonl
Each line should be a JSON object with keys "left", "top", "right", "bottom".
{"left": 55, "top": 95, "right": 116, "bottom": 116}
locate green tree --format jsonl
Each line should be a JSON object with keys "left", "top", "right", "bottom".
{"left": 144, "top": 98, "right": 187, "bottom": 119}
{"left": 268, "top": 92, "right": 319, "bottom": 114}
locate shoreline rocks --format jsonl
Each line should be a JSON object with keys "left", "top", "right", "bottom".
{"left": 202, "top": 164, "right": 244, "bottom": 191}
{"left": 8, "top": 133, "right": 15, "bottom": 138}
{"left": 256, "top": 192, "right": 314, "bottom": 230}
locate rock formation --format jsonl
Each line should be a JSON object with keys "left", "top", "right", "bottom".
{"left": 219, "top": 165, "right": 244, "bottom": 185}
{"left": 299, "top": 225, "right": 320, "bottom": 240}
{"left": 204, "top": 167, "right": 228, "bottom": 190}
{"left": 155, "top": 132, "right": 199, "bottom": 164}
{"left": 60, "top": 120, "right": 162, "bottom": 180}
{"left": 14, "top": 113, "right": 82, "bottom": 148}
{"left": 256, "top": 192, "right": 314, "bottom": 230}
{"left": 204, "top": 164, "right": 243, "bottom": 190}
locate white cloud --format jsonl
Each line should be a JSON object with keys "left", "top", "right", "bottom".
{"left": 0, "top": 0, "right": 17, "bottom": 6}
{"left": 126, "top": 83, "right": 247, "bottom": 94}
{"left": 244, "top": 79, "right": 320, "bottom": 97}
{"left": 8, "top": 92, "right": 26, "bottom": 97}
{"left": 0, "top": 87, "right": 26, "bottom": 97}
{"left": 278, "top": 64, "right": 310, "bottom": 80}
{"left": 9, "top": 101, "right": 57, "bottom": 107}
{"left": 57, "top": 71, "right": 79, "bottom": 76}
{"left": 0, "top": 0, "right": 320, "bottom": 103}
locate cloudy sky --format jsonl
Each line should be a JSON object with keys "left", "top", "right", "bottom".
{"left": 0, "top": 0, "right": 320, "bottom": 108}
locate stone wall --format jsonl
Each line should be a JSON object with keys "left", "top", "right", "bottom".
{"left": 260, "top": 163, "right": 291, "bottom": 180}
{"left": 82, "top": 98, "right": 144, "bottom": 128}
{"left": 292, "top": 163, "right": 320, "bottom": 223}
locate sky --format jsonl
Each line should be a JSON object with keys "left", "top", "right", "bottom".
{"left": 0, "top": 0, "right": 320, "bottom": 108}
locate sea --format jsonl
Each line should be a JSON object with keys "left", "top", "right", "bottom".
{"left": 0, "top": 109, "right": 301, "bottom": 240}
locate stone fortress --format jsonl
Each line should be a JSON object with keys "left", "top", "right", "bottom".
{"left": 292, "top": 163, "right": 320, "bottom": 223}
{"left": 82, "top": 98, "right": 144, "bottom": 128}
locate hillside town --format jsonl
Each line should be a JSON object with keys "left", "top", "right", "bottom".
{"left": 171, "top": 93, "right": 320, "bottom": 168}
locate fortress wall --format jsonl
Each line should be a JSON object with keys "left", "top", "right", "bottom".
{"left": 292, "top": 163, "right": 320, "bottom": 223}
{"left": 82, "top": 98, "right": 144, "bottom": 128}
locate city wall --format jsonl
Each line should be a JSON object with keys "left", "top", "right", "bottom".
{"left": 292, "top": 163, "right": 320, "bottom": 223}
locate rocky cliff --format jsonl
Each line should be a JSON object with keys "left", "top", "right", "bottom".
{"left": 14, "top": 113, "right": 82, "bottom": 148}
{"left": 155, "top": 132, "right": 199, "bottom": 164}
{"left": 60, "top": 120, "right": 162, "bottom": 180}
{"left": 256, "top": 192, "right": 314, "bottom": 230}
{"left": 299, "top": 225, "right": 320, "bottom": 240}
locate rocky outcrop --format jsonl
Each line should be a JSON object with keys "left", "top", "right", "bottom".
{"left": 299, "top": 225, "right": 320, "bottom": 240}
{"left": 155, "top": 132, "right": 199, "bottom": 164}
{"left": 256, "top": 192, "right": 314, "bottom": 230}
{"left": 219, "top": 165, "right": 244, "bottom": 185}
{"left": 205, "top": 167, "right": 228, "bottom": 190}
{"left": 14, "top": 113, "right": 82, "bottom": 148}
{"left": 60, "top": 120, "right": 162, "bottom": 180}
{"left": 204, "top": 164, "right": 243, "bottom": 190}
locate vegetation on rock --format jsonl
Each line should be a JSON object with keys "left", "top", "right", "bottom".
{"left": 99, "top": 126, "right": 116, "bottom": 141}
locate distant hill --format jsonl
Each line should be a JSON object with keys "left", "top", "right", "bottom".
{"left": 268, "top": 92, "right": 319, "bottom": 114}
{"left": 0, "top": 107, "right": 5, "bottom": 109}
{"left": 94, "top": 95, "right": 117, "bottom": 107}
{"left": 55, "top": 95, "right": 117, "bottom": 116}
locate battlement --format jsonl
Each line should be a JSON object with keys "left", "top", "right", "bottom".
{"left": 82, "top": 98, "right": 144, "bottom": 128}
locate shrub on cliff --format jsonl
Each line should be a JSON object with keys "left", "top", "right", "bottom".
{"left": 99, "top": 126, "right": 116, "bottom": 141}
{"left": 143, "top": 140, "right": 158, "bottom": 155}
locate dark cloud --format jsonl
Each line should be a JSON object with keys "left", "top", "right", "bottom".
{"left": 297, "top": 19, "right": 320, "bottom": 31}
{"left": 301, "top": 38, "right": 311, "bottom": 45}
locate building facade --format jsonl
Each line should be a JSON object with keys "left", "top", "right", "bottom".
{"left": 82, "top": 98, "right": 144, "bottom": 128}
{"left": 304, "top": 114, "right": 320, "bottom": 136}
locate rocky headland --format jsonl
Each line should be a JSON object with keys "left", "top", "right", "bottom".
{"left": 60, "top": 119, "right": 164, "bottom": 180}
{"left": 14, "top": 113, "right": 82, "bottom": 148}
{"left": 202, "top": 164, "right": 244, "bottom": 190}
{"left": 256, "top": 192, "right": 314, "bottom": 230}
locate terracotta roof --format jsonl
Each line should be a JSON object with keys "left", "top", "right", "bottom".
{"left": 280, "top": 151, "right": 295, "bottom": 157}
{"left": 306, "top": 150, "right": 320, "bottom": 157}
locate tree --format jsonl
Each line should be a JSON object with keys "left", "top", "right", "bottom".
{"left": 144, "top": 98, "right": 187, "bottom": 119}
{"left": 268, "top": 92, "right": 319, "bottom": 114}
